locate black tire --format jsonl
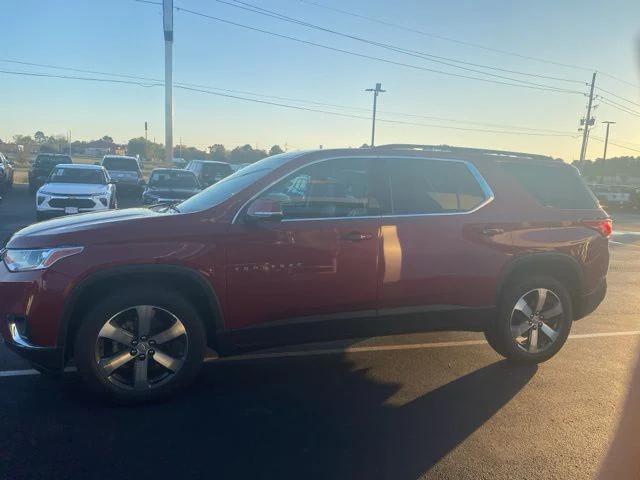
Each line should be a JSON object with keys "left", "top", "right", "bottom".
{"left": 29, "top": 184, "right": 37, "bottom": 195}
{"left": 36, "top": 211, "right": 45, "bottom": 221}
{"left": 486, "top": 275, "right": 573, "bottom": 364}
{"left": 74, "top": 287, "right": 207, "bottom": 403}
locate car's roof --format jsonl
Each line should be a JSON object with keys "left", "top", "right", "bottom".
{"left": 151, "top": 168, "right": 196, "bottom": 174}
{"left": 189, "top": 160, "right": 230, "bottom": 165}
{"left": 54, "top": 163, "right": 104, "bottom": 170}
{"left": 103, "top": 155, "right": 137, "bottom": 160}
{"left": 283, "top": 145, "right": 561, "bottom": 167}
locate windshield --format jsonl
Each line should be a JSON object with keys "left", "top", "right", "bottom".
{"left": 35, "top": 155, "right": 72, "bottom": 169}
{"left": 49, "top": 167, "right": 105, "bottom": 184}
{"left": 178, "top": 153, "right": 298, "bottom": 213}
{"left": 102, "top": 157, "right": 139, "bottom": 171}
{"left": 149, "top": 170, "right": 198, "bottom": 188}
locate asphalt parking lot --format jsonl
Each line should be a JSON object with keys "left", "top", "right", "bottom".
{"left": 1, "top": 183, "right": 640, "bottom": 479}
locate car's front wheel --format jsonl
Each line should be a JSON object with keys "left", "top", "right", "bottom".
{"left": 485, "top": 276, "right": 573, "bottom": 364}
{"left": 74, "top": 287, "right": 206, "bottom": 403}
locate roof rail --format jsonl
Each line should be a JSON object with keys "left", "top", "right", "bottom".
{"left": 374, "top": 144, "right": 555, "bottom": 162}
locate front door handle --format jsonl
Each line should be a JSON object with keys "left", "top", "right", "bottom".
{"left": 342, "top": 231, "right": 374, "bottom": 242}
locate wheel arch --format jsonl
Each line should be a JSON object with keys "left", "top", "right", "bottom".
{"left": 58, "top": 264, "right": 224, "bottom": 359}
{"left": 496, "top": 253, "right": 584, "bottom": 317}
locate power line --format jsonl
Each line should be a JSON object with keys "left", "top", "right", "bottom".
{"left": 0, "top": 58, "right": 575, "bottom": 133}
{"left": 591, "top": 136, "right": 640, "bottom": 155}
{"left": 292, "top": 0, "right": 640, "bottom": 90}
{"left": 0, "top": 68, "right": 161, "bottom": 87}
{"left": 597, "top": 96, "right": 640, "bottom": 119}
{"left": 597, "top": 71, "right": 640, "bottom": 90}
{"left": 211, "top": 0, "right": 585, "bottom": 86}
{"left": 596, "top": 86, "right": 640, "bottom": 108}
{"left": 293, "top": 0, "right": 594, "bottom": 72}
{"left": 0, "top": 68, "right": 580, "bottom": 138}
{"left": 134, "top": 2, "right": 584, "bottom": 95}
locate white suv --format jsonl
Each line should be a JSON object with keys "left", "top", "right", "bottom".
{"left": 36, "top": 164, "right": 116, "bottom": 220}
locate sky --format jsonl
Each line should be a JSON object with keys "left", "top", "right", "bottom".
{"left": 1, "top": 0, "right": 640, "bottom": 160}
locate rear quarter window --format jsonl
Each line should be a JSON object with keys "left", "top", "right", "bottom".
{"left": 499, "top": 162, "right": 598, "bottom": 209}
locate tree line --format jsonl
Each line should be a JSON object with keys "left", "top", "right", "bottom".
{"left": 1, "top": 132, "right": 286, "bottom": 165}
{"left": 571, "top": 156, "right": 640, "bottom": 182}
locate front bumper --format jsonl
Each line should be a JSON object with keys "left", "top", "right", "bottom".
{"left": 37, "top": 196, "right": 110, "bottom": 217}
{"left": 3, "top": 315, "right": 64, "bottom": 374}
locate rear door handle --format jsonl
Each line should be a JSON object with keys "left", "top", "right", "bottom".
{"left": 342, "top": 231, "right": 374, "bottom": 242}
{"left": 482, "top": 227, "right": 504, "bottom": 236}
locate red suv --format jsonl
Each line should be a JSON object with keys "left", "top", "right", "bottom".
{"left": 0, "top": 145, "right": 610, "bottom": 402}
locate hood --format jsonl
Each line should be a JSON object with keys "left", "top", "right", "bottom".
{"left": 8, "top": 208, "right": 159, "bottom": 247}
{"left": 39, "top": 183, "right": 109, "bottom": 196}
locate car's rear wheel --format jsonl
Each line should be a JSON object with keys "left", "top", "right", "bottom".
{"left": 485, "top": 276, "right": 572, "bottom": 364}
{"left": 74, "top": 288, "right": 206, "bottom": 403}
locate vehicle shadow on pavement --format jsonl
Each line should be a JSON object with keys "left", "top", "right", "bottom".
{"left": 1, "top": 356, "right": 536, "bottom": 479}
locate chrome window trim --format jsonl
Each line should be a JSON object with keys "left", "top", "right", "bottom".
{"left": 231, "top": 155, "right": 495, "bottom": 224}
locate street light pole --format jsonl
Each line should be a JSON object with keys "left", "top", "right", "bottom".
{"left": 365, "top": 83, "right": 385, "bottom": 147}
{"left": 163, "top": 0, "right": 174, "bottom": 164}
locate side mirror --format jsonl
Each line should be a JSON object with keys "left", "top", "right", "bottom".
{"left": 246, "top": 198, "right": 284, "bottom": 221}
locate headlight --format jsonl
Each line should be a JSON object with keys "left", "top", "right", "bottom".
{"left": 1, "top": 247, "right": 84, "bottom": 272}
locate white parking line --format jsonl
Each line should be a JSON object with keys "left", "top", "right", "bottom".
{"left": 610, "top": 240, "right": 640, "bottom": 248}
{"left": 2, "top": 330, "right": 639, "bottom": 378}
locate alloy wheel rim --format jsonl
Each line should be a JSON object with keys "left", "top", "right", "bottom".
{"left": 510, "top": 288, "right": 564, "bottom": 354}
{"left": 94, "top": 305, "right": 188, "bottom": 391}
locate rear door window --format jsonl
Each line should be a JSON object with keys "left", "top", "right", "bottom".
{"left": 500, "top": 162, "right": 598, "bottom": 209}
{"left": 102, "top": 157, "right": 139, "bottom": 171}
{"left": 385, "top": 158, "right": 489, "bottom": 215}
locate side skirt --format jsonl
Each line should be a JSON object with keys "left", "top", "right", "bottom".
{"left": 216, "top": 306, "right": 495, "bottom": 355}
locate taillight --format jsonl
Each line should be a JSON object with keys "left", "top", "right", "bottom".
{"left": 582, "top": 218, "right": 613, "bottom": 237}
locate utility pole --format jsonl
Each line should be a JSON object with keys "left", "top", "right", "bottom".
{"left": 144, "top": 121, "right": 148, "bottom": 161}
{"left": 579, "top": 72, "right": 597, "bottom": 169}
{"left": 600, "top": 120, "right": 615, "bottom": 184}
{"left": 365, "top": 82, "right": 385, "bottom": 147}
{"left": 163, "top": 0, "right": 174, "bottom": 164}
{"left": 602, "top": 121, "right": 615, "bottom": 161}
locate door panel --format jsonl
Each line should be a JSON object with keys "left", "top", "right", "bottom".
{"left": 226, "top": 218, "right": 380, "bottom": 329}
{"left": 378, "top": 157, "right": 510, "bottom": 311}
{"left": 225, "top": 156, "right": 383, "bottom": 331}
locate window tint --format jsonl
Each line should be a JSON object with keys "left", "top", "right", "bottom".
{"left": 102, "top": 157, "right": 139, "bottom": 171}
{"left": 387, "top": 159, "right": 487, "bottom": 215}
{"left": 500, "top": 162, "right": 598, "bottom": 209}
{"left": 202, "top": 163, "right": 232, "bottom": 179}
{"left": 35, "top": 155, "right": 72, "bottom": 168}
{"left": 149, "top": 170, "right": 198, "bottom": 188}
{"left": 258, "top": 157, "right": 381, "bottom": 219}
{"left": 49, "top": 167, "right": 105, "bottom": 184}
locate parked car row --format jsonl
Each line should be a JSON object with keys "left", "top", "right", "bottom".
{"left": 588, "top": 184, "right": 640, "bottom": 210}
{"left": 27, "top": 154, "right": 235, "bottom": 220}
